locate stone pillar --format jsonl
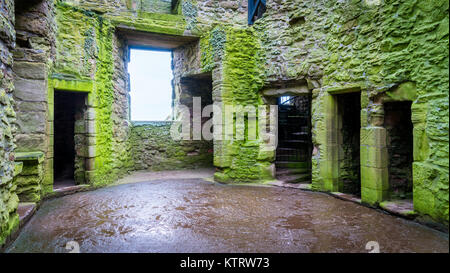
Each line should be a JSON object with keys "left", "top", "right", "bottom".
{"left": 315, "top": 92, "right": 340, "bottom": 192}
{"left": 85, "top": 93, "right": 97, "bottom": 184}
{"left": 360, "top": 103, "right": 389, "bottom": 205}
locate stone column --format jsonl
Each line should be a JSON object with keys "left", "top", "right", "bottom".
{"left": 317, "top": 92, "right": 340, "bottom": 192}
{"left": 360, "top": 103, "right": 389, "bottom": 205}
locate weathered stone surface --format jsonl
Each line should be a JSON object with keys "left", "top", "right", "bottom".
{"left": 13, "top": 78, "right": 47, "bottom": 102}
{"left": 129, "top": 122, "right": 213, "bottom": 171}
{"left": 1, "top": 0, "right": 448, "bottom": 241}
{"left": 0, "top": 0, "right": 19, "bottom": 246}
{"left": 13, "top": 62, "right": 47, "bottom": 80}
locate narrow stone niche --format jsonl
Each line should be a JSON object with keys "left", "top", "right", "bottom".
{"left": 337, "top": 92, "right": 361, "bottom": 195}
{"left": 54, "top": 91, "right": 87, "bottom": 189}
{"left": 384, "top": 101, "right": 413, "bottom": 200}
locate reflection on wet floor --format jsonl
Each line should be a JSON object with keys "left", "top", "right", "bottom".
{"left": 6, "top": 179, "right": 449, "bottom": 253}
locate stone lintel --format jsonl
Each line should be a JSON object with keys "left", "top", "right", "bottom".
{"left": 326, "top": 84, "right": 362, "bottom": 95}
{"left": 50, "top": 78, "right": 93, "bottom": 93}
{"left": 15, "top": 152, "right": 45, "bottom": 164}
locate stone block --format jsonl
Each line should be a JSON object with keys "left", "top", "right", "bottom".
{"left": 413, "top": 126, "right": 429, "bottom": 162}
{"left": 16, "top": 111, "right": 46, "bottom": 134}
{"left": 74, "top": 119, "right": 86, "bottom": 134}
{"left": 87, "top": 120, "right": 96, "bottom": 134}
{"left": 14, "top": 78, "right": 46, "bottom": 102}
{"left": 360, "top": 145, "right": 388, "bottom": 168}
{"left": 360, "top": 127, "right": 386, "bottom": 147}
{"left": 86, "top": 158, "right": 96, "bottom": 170}
{"left": 360, "top": 109, "right": 368, "bottom": 127}
{"left": 87, "top": 145, "right": 96, "bottom": 158}
{"left": 257, "top": 147, "right": 275, "bottom": 161}
{"left": 13, "top": 61, "right": 47, "bottom": 80}
{"left": 16, "top": 101, "right": 46, "bottom": 112}
{"left": 411, "top": 103, "right": 428, "bottom": 124}
{"left": 214, "top": 155, "right": 231, "bottom": 168}
{"left": 361, "top": 166, "right": 389, "bottom": 191}
{"left": 323, "top": 177, "right": 340, "bottom": 192}
{"left": 361, "top": 187, "right": 389, "bottom": 205}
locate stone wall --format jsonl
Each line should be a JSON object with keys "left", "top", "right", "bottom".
{"left": 50, "top": 2, "right": 134, "bottom": 186}
{"left": 59, "top": 0, "right": 177, "bottom": 14}
{"left": 1, "top": 0, "right": 447, "bottom": 232}
{"left": 0, "top": 0, "right": 19, "bottom": 246}
{"left": 251, "top": 0, "right": 448, "bottom": 224}
{"left": 13, "top": 0, "right": 56, "bottom": 197}
{"left": 129, "top": 122, "right": 213, "bottom": 171}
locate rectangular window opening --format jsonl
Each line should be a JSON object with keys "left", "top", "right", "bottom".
{"left": 128, "top": 48, "right": 174, "bottom": 122}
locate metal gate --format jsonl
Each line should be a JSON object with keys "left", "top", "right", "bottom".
{"left": 276, "top": 96, "right": 312, "bottom": 170}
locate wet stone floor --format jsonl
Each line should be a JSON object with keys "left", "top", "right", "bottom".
{"left": 6, "top": 179, "right": 449, "bottom": 253}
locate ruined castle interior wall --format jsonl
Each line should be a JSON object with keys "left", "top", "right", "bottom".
{"left": 13, "top": 0, "right": 54, "bottom": 154}
{"left": 193, "top": 0, "right": 248, "bottom": 26}
{"left": 250, "top": 0, "right": 448, "bottom": 224}
{"left": 0, "top": 0, "right": 19, "bottom": 246}
{"left": 1, "top": 0, "right": 447, "bottom": 233}
{"left": 51, "top": 2, "right": 133, "bottom": 186}
{"left": 129, "top": 121, "right": 213, "bottom": 171}
{"left": 13, "top": 0, "right": 55, "bottom": 198}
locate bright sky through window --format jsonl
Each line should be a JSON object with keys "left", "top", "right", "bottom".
{"left": 128, "top": 49, "right": 173, "bottom": 121}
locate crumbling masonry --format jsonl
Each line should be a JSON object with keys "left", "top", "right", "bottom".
{"left": 1, "top": 0, "right": 449, "bottom": 245}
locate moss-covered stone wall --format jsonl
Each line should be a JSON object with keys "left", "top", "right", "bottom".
{"left": 251, "top": 0, "right": 448, "bottom": 224}
{"left": 129, "top": 122, "right": 213, "bottom": 171}
{"left": 1, "top": 0, "right": 448, "bottom": 238}
{"left": 0, "top": 0, "right": 19, "bottom": 246}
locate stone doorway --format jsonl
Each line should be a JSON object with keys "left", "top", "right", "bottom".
{"left": 53, "top": 91, "right": 87, "bottom": 189}
{"left": 275, "top": 95, "right": 312, "bottom": 184}
{"left": 384, "top": 101, "right": 413, "bottom": 200}
{"left": 336, "top": 92, "right": 361, "bottom": 196}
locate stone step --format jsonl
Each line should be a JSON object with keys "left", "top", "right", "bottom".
{"left": 276, "top": 173, "right": 311, "bottom": 184}
{"left": 275, "top": 161, "right": 309, "bottom": 169}
{"left": 276, "top": 168, "right": 309, "bottom": 175}
{"left": 17, "top": 202, "right": 36, "bottom": 228}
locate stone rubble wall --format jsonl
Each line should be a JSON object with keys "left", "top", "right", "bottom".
{"left": 129, "top": 122, "right": 213, "bottom": 171}
{"left": 59, "top": 0, "right": 176, "bottom": 14}
{"left": 0, "top": 0, "right": 19, "bottom": 246}
{"left": 13, "top": 0, "right": 56, "bottom": 197}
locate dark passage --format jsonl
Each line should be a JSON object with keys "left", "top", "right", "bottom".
{"left": 384, "top": 101, "right": 413, "bottom": 200}
{"left": 54, "top": 91, "right": 86, "bottom": 188}
{"left": 276, "top": 95, "right": 312, "bottom": 184}
{"left": 337, "top": 93, "right": 361, "bottom": 195}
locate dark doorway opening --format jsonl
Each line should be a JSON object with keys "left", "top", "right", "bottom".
{"left": 384, "top": 101, "right": 413, "bottom": 200}
{"left": 54, "top": 91, "right": 86, "bottom": 189}
{"left": 276, "top": 95, "right": 312, "bottom": 184}
{"left": 337, "top": 92, "right": 361, "bottom": 196}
